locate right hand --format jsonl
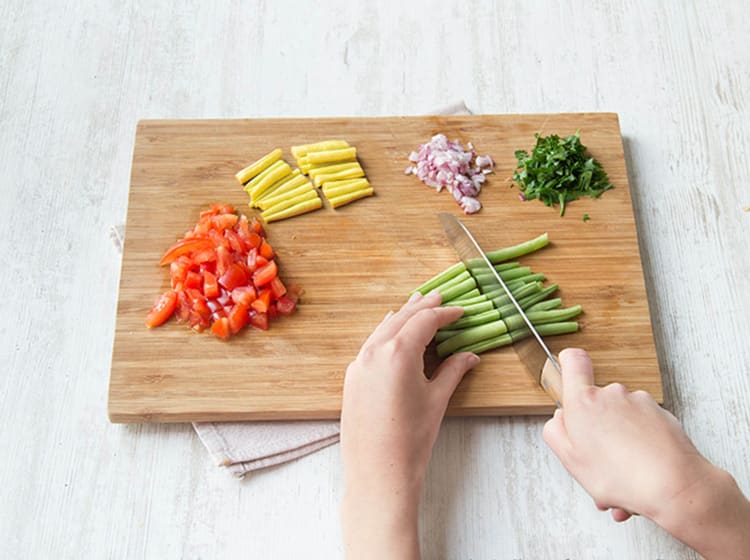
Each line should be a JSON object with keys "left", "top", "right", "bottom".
{"left": 542, "top": 348, "right": 714, "bottom": 523}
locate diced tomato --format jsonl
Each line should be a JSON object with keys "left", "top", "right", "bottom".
{"left": 259, "top": 239, "right": 275, "bottom": 260}
{"left": 248, "top": 311, "right": 269, "bottom": 331}
{"left": 160, "top": 238, "right": 214, "bottom": 266}
{"left": 251, "top": 288, "right": 272, "bottom": 313}
{"left": 147, "top": 205, "right": 301, "bottom": 339}
{"left": 170, "top": 257, "right": 190, "bottom": 288}
{"left": 231, "top": 285, "right": 257, "bottom": 306}
{"left": 253, "top": 260, "right": 277, "bottom": 288}
{"left": 174, "top": 290, "right": 190, "bottom": 323}
{"left": 286, "top": 284, "right": 304, "bottom": 304}
{"left": 267, "top": 302, "right": 279, "bottom": 319}
{"left": 192, "top": 248, "right": 216, "bottom": 264}
{"left": 212, "top": 213, "right": 239, "bottom": 232}
{"left": 216, "top": 245, "right": 231, "bottom": 277}
{"left": 219, "top": 263, "right": 247, "bottom": 291}
{"left": 224, "top": 228, "right": 244, "bottom": 253}
{"left": 228, "top": 302, "right": 250, "bottom": 334}
{"left": 184, "top": 270, "right": 202, "bottom": 290}
{"left": 246, "top": 248, "right": 258, "bottom": 271}
{"left": 269, "top": 276, "right": 286, "bottom": 298}
{"left": 203, "top": 270, "right": 219, "bottom": 298}
{"left": 250, "top": 216, "right": 265, "bottom": 237}
{"left": 145, "top": 290, "right": 177, "bottom": 327}
{"left": 276, "top": 296, "right": 297, "bottom": 316}
{"left": 211, "top": 317, "right": 231, "bottom": 339}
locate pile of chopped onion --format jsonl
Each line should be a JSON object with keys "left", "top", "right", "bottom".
{"left": 404, "top": 133, "right": 494, "bottom": 214}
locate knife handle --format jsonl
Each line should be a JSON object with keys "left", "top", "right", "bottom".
{"left": 541, "top": 358, "right": 564, "bottom": 408}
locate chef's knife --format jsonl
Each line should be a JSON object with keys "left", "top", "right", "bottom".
{"left": 439, "top": 212, "right": 564, "bottom": 407}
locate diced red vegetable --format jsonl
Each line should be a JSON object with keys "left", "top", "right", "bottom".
{"left": 146, "top": 205, "right": 300, "bottom": 339}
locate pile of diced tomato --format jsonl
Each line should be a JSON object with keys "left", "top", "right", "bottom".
{"left": 145, "top": 204, "right": 301, "bottom": 339}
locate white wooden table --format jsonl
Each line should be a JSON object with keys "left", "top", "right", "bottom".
{"left": 2, "top": 1, "right": 748, "bottom": 558}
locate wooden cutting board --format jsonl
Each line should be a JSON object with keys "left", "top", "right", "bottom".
{"left": 108, "top": 113, "right": 662, "bottom": 423}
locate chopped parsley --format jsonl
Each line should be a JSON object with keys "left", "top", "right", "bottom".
{"left": 512, "top": 130, "right": 613, "bottom": 217}
{"left": 583, "top": 213, "right": 590, "bottom": 222}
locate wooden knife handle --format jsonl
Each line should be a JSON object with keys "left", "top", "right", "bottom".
{"left": 541, "top": 357, "right": 564, "bottom": 408}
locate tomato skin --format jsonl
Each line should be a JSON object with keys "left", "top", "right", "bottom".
{"left": 286, "top": 284, "right": 304, "bottom": 304}
{"left": 212, "top": 213, "right": 239, "bottom": 231}
{"left": 160, "top": 239, "right": 214, "bottom": 266}
{"left": 203, "top": 270, "right": 219, "bottom": 298}
{"left": 145, "top": 290, "right": 177, "bottom": 327}
{"left": 210, "top": 317, "right": 231, "bottom": 339}
{"left": 253, "top": 260, "right": 277, "bottom": 288}
{"left": 250, "top": 216, "right": 265, "bottom": 237}
{"left": 216, "top": 245, "right": 232, "bottom": 277}
{"left": 269, "top": 276, "right": 286, "bottom": 298}
{"left": 224, "top": 228, "right": 244, "bottom": 253}
{"left": 184, "top": 270, "right": 202, "bottom": 290}
{"left": 228, "top": 303, "right": 250, "bottom": 334}
{"left": 192, "top": 248, "right": 216, "bottom": 264}
{"left": 251, "top": 288, "right": 272, "bottom": 313}
{"left": 259, "top": 239, "right": 275, "bottom": 260}
{"left": 248, "top": 311, "right": 269, "bottom": 331}
{"left": 219, "top": 263, "right": 248, "bottom": 291}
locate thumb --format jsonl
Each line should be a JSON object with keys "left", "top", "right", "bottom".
{"left": 559, "top": 347, "right": 595, "bottom": 406}
{"left": 432, "top": 352, "right": 480, "bottom": 398}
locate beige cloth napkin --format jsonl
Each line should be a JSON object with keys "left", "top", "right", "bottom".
{"left": 112, "top": 100, "right": 472, "bottom": 477}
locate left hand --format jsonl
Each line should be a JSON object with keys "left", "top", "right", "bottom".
{"left": 340, "top": 290, "right": 479, "bottom": 559}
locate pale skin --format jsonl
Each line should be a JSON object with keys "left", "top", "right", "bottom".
{"left": 340, "top": 291, "right": 750, "bottom": 559}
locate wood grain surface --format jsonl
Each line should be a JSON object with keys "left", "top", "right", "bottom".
{"left": 109, "top": 113, "right": 661, "bottom": 422}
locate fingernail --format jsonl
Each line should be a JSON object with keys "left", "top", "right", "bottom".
{"left": 408, "top": 292, "right": 423, "bottom": 303}
{"left": 426, "top": 289, "right": 442, "bottom": 300}
{"left": 467, "top": 353, "right": 480, "bottom": 367}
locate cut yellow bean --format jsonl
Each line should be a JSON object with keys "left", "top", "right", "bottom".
{"left": 262, "top": 189, "right": 319, "bottom": 217}
{"left": 308, "top": 161, "right": 361, "bottom": 179}
{"left": 254, "top": 172, "right": 306, "bottom": 204}
{"left": 263, "top": 197, "right": 323, "bottom": 223}
{"left": 313, "top": 165, "right": 365, "bottom": 187}
{"left": 249, "top": 162, "right": 293, "bottom": 201}
{"left": 291, "top": 140, "right": 349, "bottom": 159}
{"left": 328, "top": 187, "right": 374, "bottom": 209}
{"left": 322, "top": 179, "right": 371, "bottom": 199}
{"left": 244, "top": 160, "right": 288, "bottom": 193}
{"left": 321, "top": 177, "right": 370, "bottom": 190}
{"left": 235, "top": 148, "right": 282, "bottom": 185}
{"left": 257, "top": 182, "right": 314, "bottom": 210}
{"left": 306, "top": 147, "right": 357, "bottom": 165}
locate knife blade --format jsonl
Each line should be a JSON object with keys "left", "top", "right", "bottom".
{"left": 438, "top": 212, "right": 564, "bottom": 407}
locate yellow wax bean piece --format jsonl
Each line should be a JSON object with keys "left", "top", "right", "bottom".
{"left": 306, "top": 147, "right": 357, "bottom": 165}
{"left": 329, "top": 187, "right": 374, "bottom": 209}
{"left": 257, "top": 183, "right": 315, "bottom": 210}
{"left": 244, "top": 160, "right": 288, "bottom": 193}
{"left": 263, "top": 197, "right": 323, "bottom": 223}
{"left": 235, "top": 148, "right": 282, "bottom": 185}
{"left": 250, "top": 169, "right": 301, "bottom": 205}
{"left": 249, "top": 161, "right": 293, "bottom": 201}
{"left": 291, "top": 139, "right": 349, "bottom": 159}
{"left": 255, "top": 172, "right": 307, "bottom": 203}
{"left": 262, "top": 189, "right": 319, "bottom": 217}
{"left": 308, "top": 161, "right": 360, "bottom": 179}
{"left": 313, "top": 165, "right": 365, "bottom": 187}
{"left": 321, "top": 177, "right": 370, "bottom": 190}
{"left": 322, "top": 179, "right": 371, "bottom": 199}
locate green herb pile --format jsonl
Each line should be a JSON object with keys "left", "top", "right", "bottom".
{"left": 512, "top": 130, "right": 613, "bottom": 216}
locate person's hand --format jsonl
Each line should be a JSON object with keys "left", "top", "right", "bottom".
{"left": 340, "top": 290, "right": 480, "bottom": 560}
{"left": 543, "top": 348, "right": 750, "bottom": 560}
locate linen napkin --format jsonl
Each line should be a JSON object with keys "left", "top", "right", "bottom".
{"left": 112, "top": 100, "right": 472, "bottom": 477}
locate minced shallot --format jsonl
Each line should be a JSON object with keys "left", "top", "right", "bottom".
{"left": 404, "top": 134, "right": 494, "bottom": 214}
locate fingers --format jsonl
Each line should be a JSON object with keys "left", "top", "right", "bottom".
{"left": 542, "top": 407, "right": 571, "bottom": 464}
{"left": 611, "top": 508, "right": 633, "bottom": 523}
{"left": 559, "top": 348, "right": 595, "bottom": 406}
{"left": 432, "top": 352, "right": 480, "bottom": 398}
{"left": 364, "top": 291, "right": 444, "bottom": 347}
{"left": 397, "top": 305, "right": 465, "bottom": 350}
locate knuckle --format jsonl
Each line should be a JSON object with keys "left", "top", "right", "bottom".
{"left": 631, "top": 389, "right": 651, "bottom": 401}
{"left": 604, "top": 382, "right": 628, "bottom": 396}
